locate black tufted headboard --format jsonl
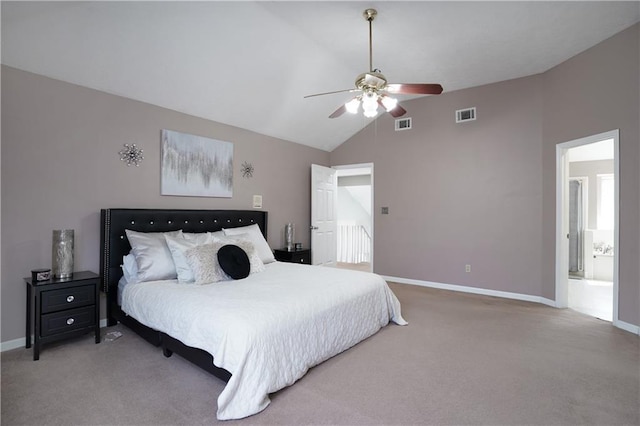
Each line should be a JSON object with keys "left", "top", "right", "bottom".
{"left": 100, "top": 209, "right": 268, "bottom": 294}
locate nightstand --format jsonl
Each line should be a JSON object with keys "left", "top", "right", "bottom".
{"left": 25, "top": 270, "right": 100, "bottom": 360}
{"left": 274, "top": 248, "right": 311, "bottom": 264}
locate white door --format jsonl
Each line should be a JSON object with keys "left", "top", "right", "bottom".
{"left": 311, "top": 164, "right": 337, "bottom": 266}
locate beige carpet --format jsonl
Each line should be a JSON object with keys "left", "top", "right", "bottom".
{"left": 2, "top": 283, "right": 638, "bottom": 425}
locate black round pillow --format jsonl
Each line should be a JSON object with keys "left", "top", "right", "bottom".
{"left": 217, "top": 244, "right": 250, "bottom": 280}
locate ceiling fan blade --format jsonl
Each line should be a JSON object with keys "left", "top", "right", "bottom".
{"left": 386, "top": 83, "right": 443, "bottom": 95}
{"left": 304, "top": 88, "right": 360, "bottom": 99}
{"left": 329, "top": 104, "right": 347, "bottom": 119}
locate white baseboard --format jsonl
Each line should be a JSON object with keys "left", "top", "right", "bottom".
{"left": 1, "top": 319, "right": 109, "bottom": 353}
{"left": 383, "top": 275, "right": 557, "bottom": 306}
{"left": 383, "top": 275, "right": 639, "bottom": 335}
{"left": 613, "top": 319, "right": 640, "bottom": 335}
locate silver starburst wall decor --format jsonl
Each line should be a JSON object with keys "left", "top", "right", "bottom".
{"left": 241, "top": 161, "right": 254, "bottom": 178}
{"left": 119, "top": 143, "right": 144, "bottom": 167}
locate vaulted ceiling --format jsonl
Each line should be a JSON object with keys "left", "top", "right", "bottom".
{"left": 2, "top": 1, "right": 638, "bottom": 151}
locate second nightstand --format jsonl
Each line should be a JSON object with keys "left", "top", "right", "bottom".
{"left": 274, "top": 248, "right": 311, "bottom": 265}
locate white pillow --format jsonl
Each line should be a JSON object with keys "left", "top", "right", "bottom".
{"left": 165, "top": 233, "right": 213, "bottom": 284}
{"left": 185, "top": 243, "right": 228, "bottom": 285}
{"left": 125, "top": 229, "right": 182, "bottom": 282}
{"left": 122, "top": 253, "right": 139, "bottom": 284}
{"left": 222, "top": 224, "right": 275, "bottom": 264}
{"left": 183, "top": 232, "right": 213, "bottom": 245}
{"left": 215, "top": 235, "right": 266, "bottom": 275}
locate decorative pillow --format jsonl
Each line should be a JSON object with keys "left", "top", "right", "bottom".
{"left": 165, "top": 233, "right": 213, "bottom": 284}
{"left": 185, "top": 243, "right": 227, "bottom": 285}
{"left": 125, "top": 229, "right": 182, "bottom": 282}
{"left": 122, "top": 253, "right": 139, "bottom": 284}
{"left": 212, "top": 235, "right": 265, "bottom": 274}
{"left": 217, "top": 245, "right": 250, "bottom": 280}
{"left": 222, "top": 224, "right": 275, "bottom": 264}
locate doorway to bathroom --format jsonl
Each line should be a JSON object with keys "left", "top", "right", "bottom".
{"left": 556, "top": 130, "right": 618, "bottom": 323}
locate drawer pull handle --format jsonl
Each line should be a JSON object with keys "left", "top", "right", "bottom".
{"left": 66, "top": 318, "right": 75, "bottom": 325}
{"left": 66, "top": 295, "right": 75, "bottom": 303}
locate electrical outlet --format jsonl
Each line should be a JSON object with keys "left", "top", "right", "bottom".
{"left": 465, "top": 264, "right": 471, "bottom": 273}
{"left": 381, "top": 207, "right": 389, "bottom": 215}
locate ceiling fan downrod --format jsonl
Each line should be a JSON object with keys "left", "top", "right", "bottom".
{"left": 364, "top": 9, "right": 377, "bottom": 72}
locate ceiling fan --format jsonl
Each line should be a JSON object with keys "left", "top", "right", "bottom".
{"left": 304, "top": 8, "right": 443, "bottom": 119}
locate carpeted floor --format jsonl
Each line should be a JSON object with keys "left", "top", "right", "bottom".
{"left": 2, "top": 283, "right": 638, "bottom": 425}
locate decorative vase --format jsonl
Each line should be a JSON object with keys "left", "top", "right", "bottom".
{"left": 285, "top": 223, "right": 295, "bottom": 251}
{"left": 52, "top": 229, "right": 74, "bottom": 278}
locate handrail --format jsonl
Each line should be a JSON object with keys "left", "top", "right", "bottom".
{"left": 337, "top": 224, "right": 371, "bottom": 264}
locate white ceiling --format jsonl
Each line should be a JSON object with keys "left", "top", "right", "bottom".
{"left": 2, "top": 1, "right": 638, "bottom": 152}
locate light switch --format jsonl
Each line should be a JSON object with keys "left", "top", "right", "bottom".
{"left": 253, "top": 195, "right": 263, "bottom": 209}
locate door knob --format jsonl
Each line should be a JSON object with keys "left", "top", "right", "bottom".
{"left": 310, "top": 226, "right": 319, "bottom": 230}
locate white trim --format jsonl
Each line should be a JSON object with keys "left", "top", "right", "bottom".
{"left": 1, "top": 319, "right": 109, "bottom": 353}
{"left": 614, "top": 320, "right": 640, "bottom": 335}
{"left": 384, "top": 276, "right": 640, "bottom": 334}
{"left": 555, "top": 130, "right": 619, "bottom": 323}
{"left": 382, "top": 275, "right": 557, "bottom": 307}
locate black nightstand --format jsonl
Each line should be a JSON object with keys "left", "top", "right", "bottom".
{"left": 274, "top": 248, "right": 311, "bottom": 264}
{"left": 25, "top": 270, "right": 100, "bottom": 360}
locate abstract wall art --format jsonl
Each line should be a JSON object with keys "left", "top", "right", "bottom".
{"left": 161, "top": 129, "right": 233, "bottom": 197}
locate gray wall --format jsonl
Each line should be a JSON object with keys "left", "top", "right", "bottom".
{"left": 331, "top": 24, "right": 639, "bottom": 328}
{"left": 332, "top": 75, "right": 544, "bottom": 296}
{"left": 542, "top": 24, "right": 639, "bottom": 327}
{"left": 1, "top": 66, "right": 329, "bottom": 343}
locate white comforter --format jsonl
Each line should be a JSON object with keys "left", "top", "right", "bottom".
{"left": 122, "top": 261, "right": 407, "bottom": 420}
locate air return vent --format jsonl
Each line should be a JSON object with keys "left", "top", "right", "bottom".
{"left": 395, "top": 117, "right": 412, "bottom": 131}
{"left": 456, "top": 107, "right": 476, "bottom": 123}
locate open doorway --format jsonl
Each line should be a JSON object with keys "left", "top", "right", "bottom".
{"left": 556, "top": 130, "right": 618, "bottom": 323}
{"left": 334, "top": 164, "right": 373, "bottom": 272}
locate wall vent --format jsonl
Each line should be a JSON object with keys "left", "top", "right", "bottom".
{"left": 395, "top": 117, "right": 412, "bottom": 131}
{"left": 456, "top": 107, "right": 476, "bottom": 123}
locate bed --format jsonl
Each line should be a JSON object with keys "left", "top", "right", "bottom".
{"left": 100, "top": 208, "right": 406, "bottom": 420}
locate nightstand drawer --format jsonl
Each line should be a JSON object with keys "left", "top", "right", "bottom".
{"left": 40, "top": 306, "right": 95, "bottom": 337}
{"left": 274, "top": 248, "right": 311, "bottom": 264}
{"left": 41, "top": 285, "right": 95, "bottom": 313}
{"left": 289, "top": 253, "right": 309, "bottom": 264}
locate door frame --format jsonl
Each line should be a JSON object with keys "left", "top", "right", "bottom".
{"left": 555, "top": 129, "right": 619, "bottom": 324}
{"left": 332, "top": 163, "right": 374, "bottom": 271}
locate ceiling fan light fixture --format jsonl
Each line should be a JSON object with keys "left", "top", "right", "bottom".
{"left": 345, "top": 98, "right": 361, "bottom": 114}
{"left": 362, "top": 91, "right": 379, "bottom": 117}
{"left": 381, "top": 96, "right": 398, "bottom": 111}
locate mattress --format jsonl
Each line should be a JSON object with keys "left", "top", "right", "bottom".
{"left": 121, "top": 261, "right": 406, "bottom": 419}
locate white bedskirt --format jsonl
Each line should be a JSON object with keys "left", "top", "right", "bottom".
{"left": 122, "top": 261, "right": 406, "bottom": 419}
